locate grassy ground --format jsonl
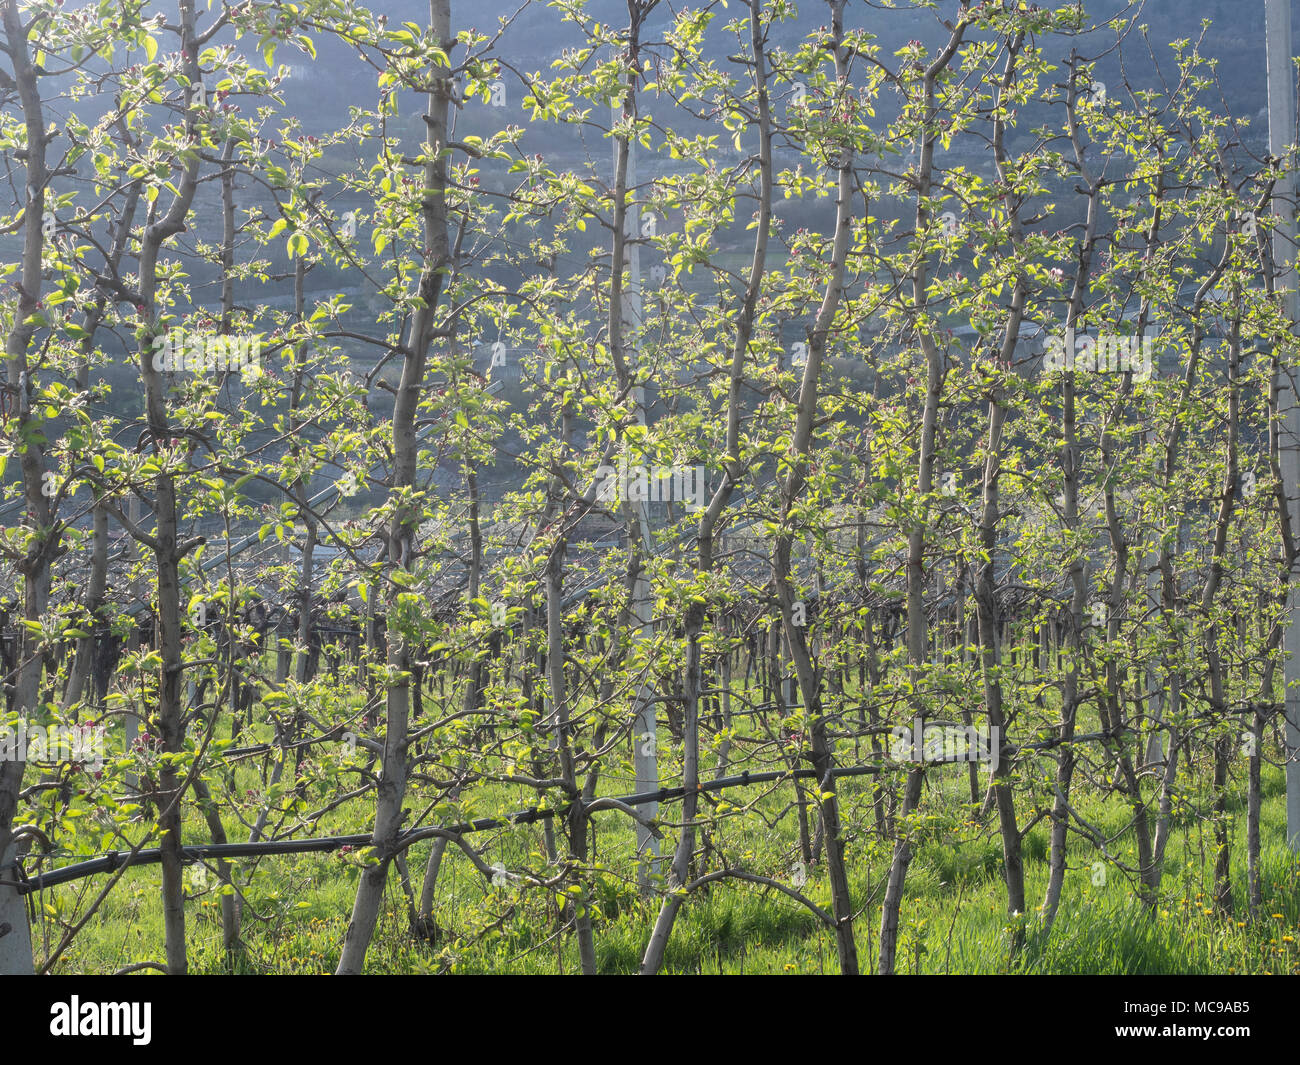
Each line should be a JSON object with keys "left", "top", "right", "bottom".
{"left": 31, "top": 726, "right": 1300, "bottom": 974}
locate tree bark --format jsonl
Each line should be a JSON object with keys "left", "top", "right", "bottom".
{"left": 337, "top": 0, "right": 453, "bottom": 974}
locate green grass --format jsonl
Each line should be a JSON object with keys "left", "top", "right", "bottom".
{"left": 30, "top": 750, "right": 1300, "bottom": 974}
{"left": 20, "top": 649, "right": 1299, "bottom": 974}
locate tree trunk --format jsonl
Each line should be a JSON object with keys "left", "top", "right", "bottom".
{"left": 337, "top": 0, "right": 452, "bottom": 974}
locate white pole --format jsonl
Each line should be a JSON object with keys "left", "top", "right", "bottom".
{"left": 0, "top": 843, "right": 34, "bottom": 974}
{"left": 616, "top": 104, "right": 661, "bottom": 885}
{"left": 1265, "top": 0, "right": 1300, "bottom": 849}
{"left": 1145, "top": 556, "right": 1164, "bottom": 764}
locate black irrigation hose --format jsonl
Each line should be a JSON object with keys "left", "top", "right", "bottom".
{"left": 13, "top": 763, "right": 879, "bottom": 894}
